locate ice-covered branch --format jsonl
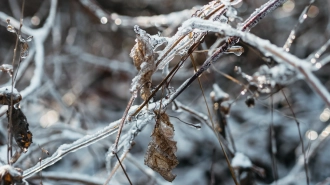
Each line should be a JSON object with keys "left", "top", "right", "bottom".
{"left": 28, "top": 171, "right": 106, "bottom": 185}
{"left": 23, "top": 108, "right": 154, "bottom": 178}
{"left": 78, "top": 0, "right": 196, "bottom": 28}
{"left": 271, "top": 124, "right": 330, "bottom": 185}
{"left": 158, "top": 18, "right": 330, "bottom": 108}
{"left": 23, "top": 119, "right": 120, "bottom": 178}
{"left": 0, "top": 0, "right": 58, "bottom": 99}
{"left": 110, "top": 8, "right": 197, "bottom": 28}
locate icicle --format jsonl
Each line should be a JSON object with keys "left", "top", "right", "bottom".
{"left": 225, "top": 46, "right": 244, "bottom": 56}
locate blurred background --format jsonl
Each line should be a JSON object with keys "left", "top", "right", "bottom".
{"left": 0, "top": 0, "right": 330, "bottom": 184}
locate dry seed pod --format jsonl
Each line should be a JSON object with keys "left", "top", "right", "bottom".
{"left": 8, "top": 105, "right": 33, "bottom": 152}
{"left": 144, "top": 112, "right": 179, "bottom": 182}
{"left": 6, "top": 19, "right": 17, "bottom": 34}
{"left": 0, "top": 64, "right": 13, "bottom": 76}
{"left": 0, "top": 86, "right": 22, "bottom": 105}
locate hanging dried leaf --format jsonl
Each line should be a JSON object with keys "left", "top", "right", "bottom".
{"left": 130, "top": 26, "right": 156, "bottom": 100}
{"left": 8, "top": 105, "right": 33, "bottom": 152}
{"left": 144, "top": 112, "right": 179, "bottom": 182}
{"left": 20, "top": 42, "right": 29, "bottom": 59}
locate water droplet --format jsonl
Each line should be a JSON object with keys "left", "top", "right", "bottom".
{"left": 320, "top": 108, "right": 330, "bottom": 122}
{"left": 115, "top": 18, "right": 122, "bottom": 25}
{"left": 234, "top": 66, "right": 241, "bottom": 74}
{"left": 307, "top": 5, "right": 319, "bottom": 18}
{"left": 315, "top": 62, "right": 322, "bottom": 69}
{"left": 171, "top": 103, "right": 182, "bottom": 113}
{"left": 305, "top": 130, "right": 318, "bottom": 140}
{"left": 31, "top": 16, "right": 40, "bottom": 26}
{"left": 240, "top": 89, "right": 247, "bottom": 95}
{"left": 315, "top": 53, "right": 320, "bottom": 59}
{"left": 100, "top": 17, "right": 108, "bottom": 24}
{"left": 7, "top": 24, "right": 16, "bottom": 33}
{"left": 282, "top": 0, "right": 295, "bottom": 12}
{"left": 25, "top": 36, "right": 33, "bottom": 42}
{"left": 190, "top": 123, "right": 201, "bottom": 130}
{"left": 226, "top": 46, "right": 244, "bottom": 56}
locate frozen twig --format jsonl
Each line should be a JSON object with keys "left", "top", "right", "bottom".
{"left": 283, "top": 0, "right": 316, "bottom": 52}
{"left": 271, "top": 124, "right": 330, "bottom": 185}
{"left": 104, "top": 150, "right": 131, "bottom": 185}
{"left": 160, "top": 0, "right": 289, "bottom": 109}
{"left": 65, "top": 46, "right": 135, "bottom": 75}
{"left": 79, "top": 0, "right": 196, "bottom": 28}
{"left": 111, "top": 91, "right": 137, "bottom": 154}
{"left": 23, "top": 119, "right": 120, "bottom": 178}
{"left": 173, "top": 100, "right": 210, "bottom": 127}
{"left": 0, "top": 0, "right": 58, "bottom": 98}
{"left": 319, "top": 55, "right": 330, "bottom": 67}
{"left": 28, "top": 171, "right": 106, "bottom": 185}
{"left": 308, "top": 39, "right": 330, "bottom": 67}
{"left": 157, "top": 18, "right": 330, "bottom": 109}
{"left": 23, "top": 108, "right": 154, "bottom": 178}
{"left": 110, "top": 8, "right": 197, "bottom": 28}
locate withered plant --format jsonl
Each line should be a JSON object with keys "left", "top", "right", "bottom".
{"left": 0, "top": 0, "right": 330, "bottom": 185}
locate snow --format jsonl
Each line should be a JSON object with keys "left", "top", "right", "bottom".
{"left": 231, "top": 152, "right": 252, "bottom": 169}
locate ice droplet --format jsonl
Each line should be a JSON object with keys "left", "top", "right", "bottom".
{"left": 100, "top": 17, "right": 108, "bottom": 24}
{"left": 299, "top": 7, "right": 308, "bottom": 23}
{"left": 171, "top": 103, "right": 183, "bottom": 113}
{"left": 311, "top": 58, "right": 316, "bottom": 64}
{"left": 7, "top": 24, "right": 16, "bottom": 33}
{"left": 315, "top": 62, "right": 322, "bottom": 69}
{"left": 226, "top": 46, "right": 244, "bottom": 56}
{"left": 305, "top": 130, "right": 318, "bottom": 140}
{"left": 240, "top": 89, "right": 247, "bottom": 95}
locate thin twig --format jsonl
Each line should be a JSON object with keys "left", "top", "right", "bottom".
{"left": 191, "top": 54, "right": 238, "bottom": 184}
{"left": 270, "top": 94, "right": 278, "bottom": 182}
{"left": 281, "top": 90, "right": 310, "bottom": 185}
{"left": 112, "top": 91, "right": 137, "bottom": 153}
{"left": 115, "top": 153, "right": 132, "bottom": 185}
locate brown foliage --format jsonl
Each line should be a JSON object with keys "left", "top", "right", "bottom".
{"left": 144, "top": 112, "right": 179, "bottom": 182}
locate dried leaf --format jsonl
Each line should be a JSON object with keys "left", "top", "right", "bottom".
{"left": 130, "top": 26, "right": 156, "bottom": 99}
{"left": 8, "top": 106, "right": 33, "bottom": 152}
{"left": 20, "top": 42, "right": 29, "bottom": 59}
{"left": 0, "top": 165, "right": 23, "bottom": 185}
{"left": 144, "top": 112, "right": 179, "bottom": 182}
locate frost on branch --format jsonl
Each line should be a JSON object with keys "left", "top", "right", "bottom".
{"left": 0, "top": 86, "right": 22, "bottom": 105}
{"left": 237, "top": 64, "right": 301, "bottom": 94}
{"left": 0, "top": 165, "right": 23, "bottom": 185}
{"left": 144, "top": 111, "right": 179, "bottom": 182}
